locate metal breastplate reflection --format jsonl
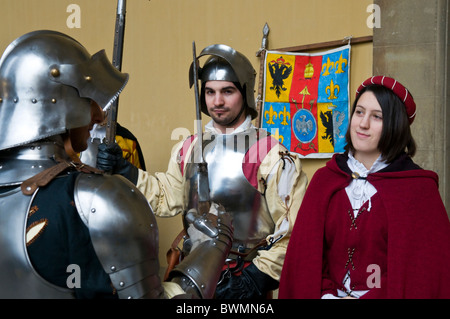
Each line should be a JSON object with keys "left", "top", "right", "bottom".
{"left": 185, "top": 130, "right": 275, "bottom": 249}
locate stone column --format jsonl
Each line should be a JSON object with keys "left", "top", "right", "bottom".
{"left": 373, "top": 0, "right": 449, "bottom": 210}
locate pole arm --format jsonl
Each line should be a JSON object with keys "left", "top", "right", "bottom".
{"left": 192, "top": 41, "right": 210, "bottom": 212}
{"left": 192, "top": 41, "right": 204, "bottom": 163}
{"left": 106, "top": 0, "right": 127, "bottom": 145}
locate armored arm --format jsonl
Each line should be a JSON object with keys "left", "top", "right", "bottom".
{"left": 167, "top": 204, "right": 233, "bottom": 299}
{"left": 75, "top": 173, "right": 232, "bottom": 299}
{"left": 74, "top": 173, "right": 163, "bottom": 299}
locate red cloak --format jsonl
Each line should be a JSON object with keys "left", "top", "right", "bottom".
{"left": 279, "top": 154, "right": 450, "bottom": 299}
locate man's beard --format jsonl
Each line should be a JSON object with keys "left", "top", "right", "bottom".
{"left": 210, "top": 105, "right": 245, "bottom": 128}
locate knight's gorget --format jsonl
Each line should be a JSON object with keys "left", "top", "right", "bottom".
{"left": 184, "top": 129, "right": 275, "bottom": 250}
{"left": 0, "top": 137, "right": 69, "bottom": 187}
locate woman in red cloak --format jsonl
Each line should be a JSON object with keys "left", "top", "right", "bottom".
{"left": 279, "top": 76, "right": 450, "bottom": 299}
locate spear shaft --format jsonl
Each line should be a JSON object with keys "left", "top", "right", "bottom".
{"left": 106, "top": 0, "right": 127, "bottom": 145}
{"left": 192, "top": 41, "right": 210, "bottom": 212}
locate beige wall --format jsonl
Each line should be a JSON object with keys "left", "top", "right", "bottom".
{"left": 0, "top": 0, "right": 373, "bottom": 265}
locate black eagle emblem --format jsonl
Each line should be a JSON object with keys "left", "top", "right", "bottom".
{"left": 320, "top": 110, "right": 334, "bottom": 147}
{"left": 268, "top": 56, "right": 293, "bottom": 98}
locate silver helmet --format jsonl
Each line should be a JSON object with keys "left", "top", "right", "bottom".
{"left": 0, "top": 30, "right": 128, "bottom": 151}
{"left": 189, "top": 44, "right": 257, "bottom": 119}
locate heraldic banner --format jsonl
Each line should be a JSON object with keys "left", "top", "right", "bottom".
{"left": 261, "top": 45, "right": 350, "bottom": 158}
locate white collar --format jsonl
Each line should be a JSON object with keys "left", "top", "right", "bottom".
{"left": 347, "top": 152, "right": 388, "bottom": 177}
{"left": 345, "top": 152, "right": 388, "bottom": 213}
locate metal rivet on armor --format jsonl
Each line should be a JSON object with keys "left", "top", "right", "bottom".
{"left": 201, "top": 284, "right": 205, "bottom": 288}
{"left": 31, "top": 98, "right": 37, "bottom": 104}
{"left": 110, "top": 266, "right": 116, "bottom": 272}
{"left": 51, "top": 98, "right": 57, "bottom": 103}
{"left": 85, "top": 76, "right": 92, "bottom": 82}
{"left": 50, "top": 68, "right": 60, "bottom": 77}
{"left": 91, "top": 208, "right": 96, "bottom": 213}
{"left": 13, "top": 98, "right": 18, "bottom": 103}
{"left": 26, "top": 186, "right": 32, "bottom": 191}
{"left": 119, "top": 281, "right": 125, "bottom": 287}
{"left": 150, "top": 224, "right": 153, "bottom": 227}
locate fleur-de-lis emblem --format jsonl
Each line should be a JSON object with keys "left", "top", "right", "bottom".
{"left": 264, "top": 105, "right": 278, "bottom": 125}
{"left": 321, "top": 57, "right": 335, "bottom": 76}
{"left": 278, "top": 106, "right": 290, "bottom": 126}
{"left": 335, "top": 53, "right": 348, "bottom": 74}
{"left": 270, "top": 128, "right": 284, "bottom": 144}
{"left": 325, "top": 79, "right": 340, "bottom": 100}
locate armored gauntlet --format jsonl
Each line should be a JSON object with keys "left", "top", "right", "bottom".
{"left": 167, "top": 204, "right": 233, "bottom": 298}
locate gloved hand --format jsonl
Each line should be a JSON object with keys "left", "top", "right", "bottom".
{"left": 214, "top": 262, "right": 279, "bottom": 299}
{"left": 96, "top": 142, "right": 139, "bottom": 184}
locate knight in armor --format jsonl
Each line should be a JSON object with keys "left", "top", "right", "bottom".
{"left": 97, "top": 44, "right": 308, "bottom": 299}
{"left": 0, "top": 30, "right": 232, "bottom": 299}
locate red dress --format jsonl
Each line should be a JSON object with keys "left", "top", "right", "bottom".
{"left": 279, "top": 153, "right": 450, "bottom": 299}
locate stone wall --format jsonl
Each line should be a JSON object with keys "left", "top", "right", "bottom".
{"left": 373, "top": 0, "right": 449, "bottom": 210}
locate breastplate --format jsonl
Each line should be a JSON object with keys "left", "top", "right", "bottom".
{"left": 184, "top": 130, "right": 275, "bottom": 249}
{"left": 0, "top": 187, "right": 74, "bottom": 298}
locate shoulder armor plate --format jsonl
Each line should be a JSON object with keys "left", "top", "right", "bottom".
{"left": 74, "top": 173, "right": 164, "bottom": 299}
